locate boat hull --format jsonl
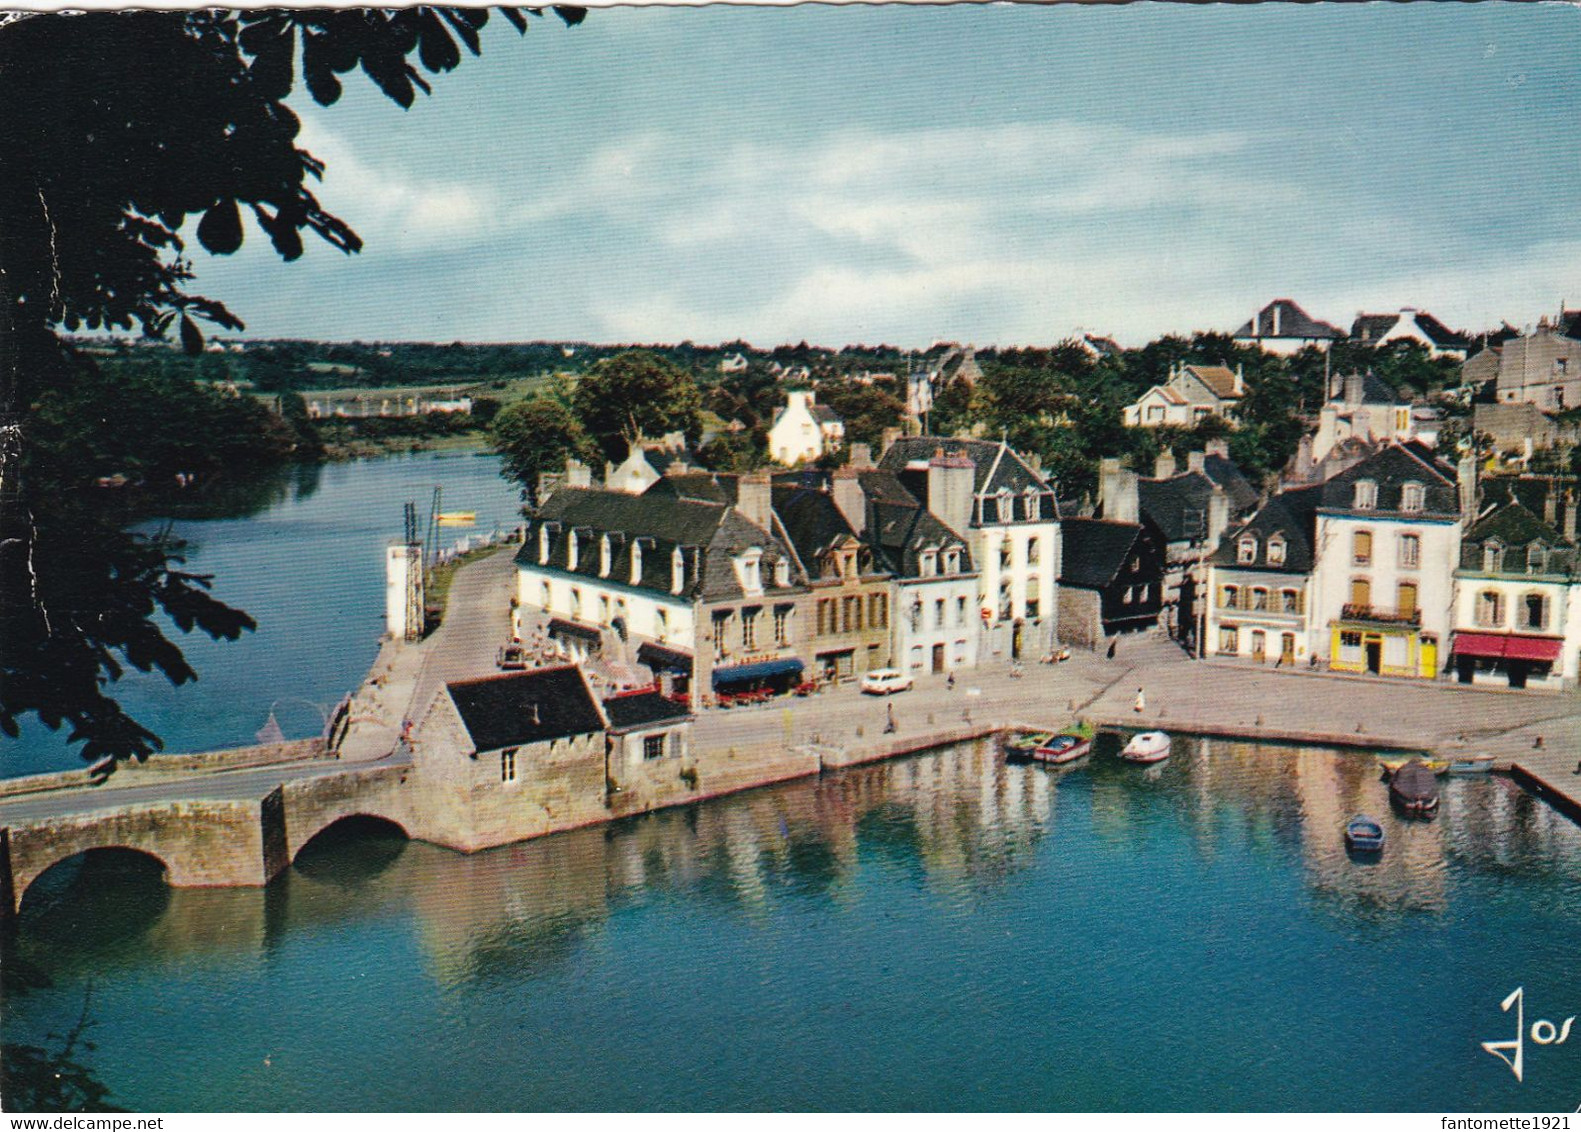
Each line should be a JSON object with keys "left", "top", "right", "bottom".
{"left": 1120, "top": 732, "right": 1171, "bottom": 763}
{"left": 1030, "top": 736, "right": 1093, "bottom": 765}
{"left": 1344, "top": 816, "right": 1386, "bottom": 852}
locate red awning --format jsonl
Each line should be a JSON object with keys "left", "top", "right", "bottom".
{"left": 1452, "top": 632, "right": 1562, "bottom": 662}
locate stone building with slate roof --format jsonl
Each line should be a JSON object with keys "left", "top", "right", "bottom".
{"left": 1122, "top": 363, "right": 1245, "bottom": 428}
{"left": 1451, "top": 482, "right": 1581, "bottom": 690}
{"left": 1308, "top": 441, "right": 1473, "bottom": 678}
{"left": 1349, "top": 308, "right": 1470, "bottom": 359}
{"left": 879, "top": 435, "right": 1061, "bottom": 659}
{"left": 601, "top": 688, "right": 696, "bottom": 798}
{"left": 1491, "top": 318, "right": 1581, "bottom": 413}
{"left": 1232, "top": 298, "right": 1344, "bottom": 355}
{"left": 1204, "top": 484, "right": 1325, "bottom": 666}
{"left": 514, "top": 478, "right": 807, "bottom": 701}
{"left": 1056, "top": 518, "right": 1166, "bottom": 648}
{"left": 1309, "top": 372, "right": 1422, "bottom": 464}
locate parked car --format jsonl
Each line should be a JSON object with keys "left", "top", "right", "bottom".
{"left": 860, "top": 668, "right": 913, "bottom": 695}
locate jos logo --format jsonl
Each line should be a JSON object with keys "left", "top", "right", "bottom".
{"left": 1482, "top": 987, "right": 1575, "bottom": 1082}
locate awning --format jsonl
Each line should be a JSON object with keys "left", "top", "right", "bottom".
{"left": 637, "top": 643, "right": 693, "bottom": 673}
{"left": 712, "top": 657, "right": 804, "bottom": 688}
{"left": 1452, "top": 632, "right": 1563, "bottom": 662}
{"left": 548, "top": 618, "right": 602, "bottom": 644}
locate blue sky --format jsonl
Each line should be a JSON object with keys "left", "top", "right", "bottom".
{"left": 193, "top": 2, "right": 1581, "bottom": 349}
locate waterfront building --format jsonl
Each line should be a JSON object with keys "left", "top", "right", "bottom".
{"left": 1451, "top": 485, "right": 1581, "bottom": 689}
{"left": 1204, "top": 484, "right": 1324, "bottom": 665}
{"left": 1056, "top": 517, "right": 1166, "bottom": 647}
{"left": 767, "top": 389, "right": 845, "bottom": 465}
{"left": 879, "top": 436, "right": 1061, "bottom": 660}
{"left": 514, "top": 478, "right": 807, "bottom": 701}
{"left": 1348, "top": 308, "right": 1470, "bottom": 359}
{"left": 602, "top": 688, "right": 696, "bottom": 800}
{"left": 1231, "top": 298, "right": 1344, "bottom": 355}
{"left": 1307, "top": 441, "right": 1470, "bottom": 678}
{"left": 857, "top": 467, "right": 980, "bottom": 673}
{"left": 1121, "top": 362, "right": 1244, "bottom": 428}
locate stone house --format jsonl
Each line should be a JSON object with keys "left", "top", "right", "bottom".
{"left": 601, "top": 688, "right": 696, "bottom": 802}
{"left": 1122, "top": 363, "right": 1245, "bottom": 428}
{"left": 1056, "top": 518, "right": 1167, "bottom": 648}
{"left": 1309, "top": 373, "right": 1421, "bottom": 464}
{"left": 1204, "top": 484, "right": 1324, "bottom": 666}
{"left": 1492, "top": 319, "right": 1581, "bottom": 412}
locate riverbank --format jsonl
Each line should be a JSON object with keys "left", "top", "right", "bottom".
{"left": 317, "top": 429, "right": 493, "bottom": 461}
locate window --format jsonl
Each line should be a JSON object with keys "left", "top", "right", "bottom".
{"left": 774, "top": 604, "right": 792, "bottom": 646}
{"left": 1353, "top": 480, "right": 1377, "bottom": 510}
{"left": 1238, "top": 536, "right": 1258, "bottom": 565}
{"left": 1397, "top": 582, "right": 1417, "bottom": 619}
{"left": 501, "top": 748, "right": 518, "bottom": 783}
{"left": 920, "top": 549, "right": 938, "bottom": 577}
{"left": 998, "top": 580, "right": 1013, "bottom": 619}
{"left": 643, "top": 734, "right": 666, "bottom": 761}
{"left": 567, "top": 530, "right": 580, "bottom": 570}
{"left": 1483, "top": 542, "right": 1503, "bottom": 574}
{"left": 1399, "top": 534, "right": 1420, "bottom": 568}
{"left": 712, "top": 610, "right": 731, "bottom": 661}
{"left": 1352, "top": 530, "right": 1372, "bottom": 565}
{"left": 1395, "top": 408, "right": 1410, "bottom": 433}
{"left": 655, "top": 608, "right": 669, "bottom": 641}
{"left": 999, "top": 541, "right": 1012, "bottom": 570}
{"left": 539, "top": 581, "right": 551, "bottom": 609}
{"left": 741, "top": 607, "right": 759, "bottom": 649}
{"left": 1281, "top": 589, "right": 1300, "bottom": 614}
{"left": 538, "top": 526, "right": 551, "bottom": 565}
{"left": 1523, "top": 592, "right": 1548, "bottom": 631}
{"left": 599, "top": 594, "right": 610, "bottom": 622}
{"left": 1252, "top": 587, "right": 1269, "bottom": 611}
{"left": 1527, "top": 543, "right": 1548, "bottom": 576}
{"left": 1267, "top": 537, "right": 1286, "bottom": 567}
{"left": 1401, "top": 482, "right": 1425, "bottom": 513}
{"left": 1027, "top": 537, "right": 1041, "bottom": 565}
{"left": 934, "top": 599, "right": 946, "bottom": 629}
{"left": 871, "top": 593, "right": 888, "bottom": 629}
{"left": 1026, "top": 595, "right": 1041, "bottom": 619}
{"left": 944, "top": 548, "right": 962, "bottom": 575}
{"left": 775, "top": 559, "right": 791, "bottom": 587}
{"left": 1476, "top": 590, "right": 1504, "bottom": 628}
{"left": 600, "top": 535, "right": 612, "bottom": 577}
{"left": 1147, "top": 404, "right": 1165, "bottom": 422}
{"left": 569, "top": 588, "right": 582, "bottom": 620}
{"left": 630, "top": 540, "right": 644, "bottom": 584}
{"left": 1218, "top": 628, "right": 1239, "bottom": 655}
{"left": 1349, "top": 577, "right": 1371, "bottom": 608}
{"left": 672, "top": 547, "right": 686, "bottom": 594}
{"left": 1340, "top": 631, "right": 1363, "bottom": 649}
{"left": 957, "top": 596, "right": 968, "bottom": 625}
{"left": 1220, "top": 585, "right": 1239, "bottom": 609}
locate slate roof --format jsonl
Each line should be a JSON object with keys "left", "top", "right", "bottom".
{"left": 878, "top": 436, "right": 1059, "bottom": 523}
{"left": 446, "top": 666, "right": 604, "bottom": 753}
{"left": 1318, "top": 442, "right": 1460, "bottom": 518}
{"left": 1233, "top": 299, "right": 1343, "bottom": 341}
{"left": 1350, "top": 310, "right": 1469, "bottom": 351}
{"left": 867, "top": 499, "right": 974, "bottom": 578}
{"left": 1204, "top": 454, "right": 1260, "bottom": 513}
{"left": 811, "top": 404, "right": 844, "bottom": 425}
{"left": 1461, "top": 497, "right": 1578, "bottom": 576}
{"left": 1331, "top": 372, "right": 1404, "bottom": 406}
{"left": 1211, "top": 484, "right": 1324, "bottom": 572}
{"left": 1059, "top": 518, "right": 1145, "bottom": 589}
{"left": 602, "top": 690, "right": 691, "bottom": 732}
{"left": 646, "top": 472, "right": 738, "bottom": 506}
{"left": 772, "top": 482, "right": 868, "bottom": 575}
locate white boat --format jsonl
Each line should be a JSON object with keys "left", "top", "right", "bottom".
{"left": 1120, "top": 731, "right": 1171, "bottom": 763}
{"left": 1446, "top": 753, "right": 1495, "bottom": 775}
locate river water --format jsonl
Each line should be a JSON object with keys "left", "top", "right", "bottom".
{"left": 6, "top": 736, "right": 1581, "bottom": 1111}
{"left": 2, "top": 452, "right": 528, "bottom": 778}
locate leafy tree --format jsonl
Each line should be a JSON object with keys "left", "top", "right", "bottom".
{"left": 697, "top": 426, "right": 766, "bottom": 473}
{"left": 493, "top": 396, "right": 594, "bottom": 507}
{"left": 2, "top": 8, "right": 582, "bottom": 765}
{"left": 814, "top": 377, "right": 906, "bottom": 451}
{"left": 570, "top": 350, "right": 703, "bottom": 463}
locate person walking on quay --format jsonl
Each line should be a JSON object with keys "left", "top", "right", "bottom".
{"left": 885, "top": 702, "right": 898, "bottom": 734}
{"left": 946, "top": 671, "right": 956, "bottom": 691}
{"left": 1107, "top": 638, "right": 1117, "bottom": 660}
{"left": 1133, "top": 687, "right": 1146, "bottom": 713}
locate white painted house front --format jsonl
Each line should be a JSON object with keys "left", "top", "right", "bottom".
{"left": 768, "top": 390, "right": 846, "bottom": 465}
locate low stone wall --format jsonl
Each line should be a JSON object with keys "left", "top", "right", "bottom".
{"left": 0, "top": 739, "right": 328, "bottom": 802}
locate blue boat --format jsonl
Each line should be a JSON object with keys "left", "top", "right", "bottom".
{"left": 1344, "top": 815, "right": 1386, "bottom": 852}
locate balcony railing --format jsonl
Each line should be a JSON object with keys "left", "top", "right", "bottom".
{"left": 1340, "top": 603, "right": 1421, "bottom": 626}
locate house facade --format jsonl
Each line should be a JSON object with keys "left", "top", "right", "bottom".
{"left": 1349, "top": 308, "right": 1470, "bottom": 359}
{"left": 1309, "top": 373, "right": 1420, "bottom": 464}
{"left": 1204, "top": 485, "right": 1324, "bottom": 666}
{"left": 1493, "top": 321, "right": 1581, "bottom": 412}
{"left": 1307, "top": 443, "right": 1469, "bottom": 678}
{"left": 879, "top": 436, "right": 1061, "bottom": 660}
{"left": 1122, "top": 363, "right": 1245, "bottom": 428}
{"left": 767, "top": 390, "right": 845, "bottom": 465}
{"left": 1232, "top": 299, "right": 1343, "bottom": 355}
{"left": 1056, "top": 518, "right": 1167, "bottom": 648}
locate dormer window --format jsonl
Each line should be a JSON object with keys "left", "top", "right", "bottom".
{"left": 774, "top": 558, "right": 790, "bottom": 587}
{"left": 734, "top": 547, "right": 764, "bottom": 595}
{"left": 1237, "top": 536, "right": 1258, "bottom": 565}
{"left": 567, "top": 530, "right": 580, "bottom": 571}
{"left": 1023, "top": 486, "right": 1038, "bottom": 521}
{"left": 998, "top": 487, "right": 1013, "bottom": 523}
{"left": 1401, "top": 482, "right": 1424, "bottom": 513}
{"left": 671, "top": 546, "right": 686, "bottom": 594}
{"left": 920, "top": 548, "right": 938, "bottom": 577}
{"left": 1353, "top": 480, "right": 1377, "bottom": 511}
{"left": 944, "top": 547, "right": 962, "bottom": 575}
{"left": 630, "top": 539, "right": 645, "bottom": 585}
{"left": 538, "top": 525, "right": 551, "bottom": 565}
{"left": 1483, "top": 541, "right": 1503, "bottom": 574}
{"left": 1266, "top": 536, "right": 1286, "bottom": 567}
{"left": 599, "top": 534, "right": 612, "bottom": 577}
{"left": 1527, "top": 542, "right": 1548, "bottom": 575}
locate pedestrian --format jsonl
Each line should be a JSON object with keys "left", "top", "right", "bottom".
{"left": 1107, "top": 638, "right": 1117, "bottom": 660}
{"left": 946, "top": 672, "right": 956, "bottom": 690}
{"left": 884, "top": 702, "right": 897, "bottom": 734}
{"left": 1133, "top": 687, "right": 1146, "bottom": 713}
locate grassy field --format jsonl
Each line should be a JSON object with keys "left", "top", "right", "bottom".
{"left": 302, "top": 372, "right": 565, "bottom": 402}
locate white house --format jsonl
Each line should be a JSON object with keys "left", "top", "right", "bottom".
{"left": 1232, "top": 299, "right": 1343, "bottom": 356}
{"left": 879, "top": 437, "right": 1060, "bottom": 661}
{"left": 1122, "top": 363, "right": 1244, "bottom": 428}
{"left": 1204, "top": 484, "right": 1324, "bottom": 666}
{"left": 768, "top": 390, "right": 845, "bottom": 465}
{"left": 1309, "top": 373, "right": 1421, "bottom": 464}
{"left": 1349, "top": 308, "right": 1470, "bottom": 360}
{"left": 1307, "top": 442, "right": 1471, "bottom": 679}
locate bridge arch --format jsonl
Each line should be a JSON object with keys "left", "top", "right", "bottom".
{"left": 17, "top": 845, "right": 172, "bottom": 918}
{"left": 292, "top": 812, "right": 411, "bottom": 860}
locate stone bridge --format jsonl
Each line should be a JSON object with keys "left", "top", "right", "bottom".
{"left": 0, "top": 749, "right": 416, "bottom": 919}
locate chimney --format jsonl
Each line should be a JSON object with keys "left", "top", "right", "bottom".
{"left": 880, "top": 426, "right": 903, "bottom": 457}
{"left": 566, "top": 457, "right": 593, "bottom": 489}
{"left": 1187, "top": 451, "right": 1206, "bottom": 475}
{"left": 1272, "top": 303, "right": 1282, "bottom": 337}
{"left": 1203, "top": 438, "right": 1229, "bottom": 459}
{"left": 1457, "top": 454, "right": 1478, "bottom": 527}
{"left": 832, "top": 467, "right": 867, "bottom": 535}
{"left": 1233, "top": 363, "right": 1245, "bottom": 396}
{"left": 664, "top": 458, "right": 691, "bottom": 477}
{"left": 1544, "top": 480, "right": 1559, "bottom": 526}
{"left": 1207, "top": 483, "right": 1230, "bottom": 546}
{"left": 927, "top": 450, "right": 976, "bottom": 536}
{"left": 1345, "top": 373, "right": 1363, "bottom": 406}
{"left": 848, "top": 442, "right": 874, "bottom": 470}
{"left": 1099, "top": 457, "right": 1139, "bottom": 524}
{"left": 736, "top": 470, "right": 773, "bottom": 533}
{"left": 1154, "top": 451, "right": 1178, "bottom": 479}
{"left": 1564, "top": 488, "right": 1577, "bottom": 543}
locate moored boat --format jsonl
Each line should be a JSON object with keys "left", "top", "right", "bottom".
{"left": 1344, "top": 814, "right": 1386, "bottom": 852}
{"left": 1379, "top": 755, "right": 1449, "bottom": 776}
{"left": 1003, "top": 731, "right": 1054, "bottom": 761}
{"left": 437, "top": 511, "right": 476, "bottom": 525}
{"left": 1120, "top": 730, "right": 1171, "bottom": 764}
{"left": 1388, "top": 758, "right": 1440, "bottom": 816}
{"left": 1032, "top": 723, "right": 1096, "bottom": 766}
{"left": 1446, "top": 753, "right": 1495, "bottom": 775}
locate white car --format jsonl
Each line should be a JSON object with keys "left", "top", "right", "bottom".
{"left": 860, "top": 668, "right": 914, "bottom": 695}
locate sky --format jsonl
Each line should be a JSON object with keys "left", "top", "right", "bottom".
{"left": 187, "top": 2, "right": 1581, "bottom": 350}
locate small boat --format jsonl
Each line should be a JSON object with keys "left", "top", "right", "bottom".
{"left": 1388, "top": 758, "right": 1440, "bottom": 816}
{"left": 1003, "top": 730, "right": 1054, "bottom": 761}
{"left": 1344, "top": 814, "right": 1386, "bottom": 852}
{"left": 1120, "top": 731, "right": 1171, "bottom": 764}
{"left": 1379, "top": 755, "right": 1449, "bottom": 776}
{"left": 1032, "top": 722, "right": 1096, "bottom": 766}
{"left": 437, "top": 511, "right": 476, "bottom": 525}
{"left": 1446, "top": 753, "right": 1495, "bottom": 775}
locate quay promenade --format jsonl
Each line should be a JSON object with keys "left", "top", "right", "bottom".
{"left": 4, "top": 547, "right": 1581, "bottom": 915}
